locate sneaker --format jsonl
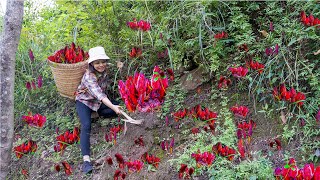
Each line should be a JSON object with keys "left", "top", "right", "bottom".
{"left": 82, "top": 161, "right": 93, "bottom": 174}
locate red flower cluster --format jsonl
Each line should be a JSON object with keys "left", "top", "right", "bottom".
{"left": 300, "top": 11, "right": 320, "bottom": 27}
{"left": 118, "top": 66, "right": 170, "bottom": 112}
{"left": 212, "top": 142, "right": 237, "bottom": 161}
{"left": 115, "top": 153, "right": 125, "bottom": 169}
{"left": 228, "top": 66, "right": 248, "bottom": 78}
{"left": 29, "top": 49, "right": 34, "bottom": 61}
{"left": 105, "top": 125, "right": 123, "bottom": 145}
{"left": 160, "top": 137, "right": 175, "bottom": 154}
{"left": 272, "top": 84, "right": 306, "bottom": 107}
{"left": 53, "top": 127, "right": 80, "bottom": 152}
{"left": 126, "top": 160, "right": 144, "bottom": 173}
{"left": 21, "top": 112, "right": 46, "bottom": 128}
{"left": 247, "top": 60, "right": 265, "bottom": 74}
{"left": 191, "top": 127, "right": 200, "bottom": 135}
{"left": 203, "top": 124, "right": 216, "bottom": 134}
{"left": 230, "top": 105, "right": 249, "bottom": 118}
{"left": 142, "top": 152, "right": 161, "bottom": 168}
{"left": 106, "top": 156, "right": 113, "bottom": 165}
{"left": 127, "top": 18, "right": 151, "bottom": 31}
{"left": 239, "top": 44, "right": 249, "bottom": 52}
{"left": 316, "top": 109, "right": 320, "bottom": 122}
{"left": 114, "top": 169, "right": 126, "bottom": 180}
{"left": 236, "top": 120, "right": 256, "bottom": 142}
{"left": 269, "top": 138, "right": 281, "bottom": 150}
{"left": 55, "top": 161, "right": 72, "bottom": 175}
{"left": 191, "top": 150, "right": 215, "bottom": 167}
{"left": 134, "top": 135, "right": 144, "bottom": 146}
{"left": 214, "top": 31, "right": 228, "bottom": 39}
{"left": 157, "top": 48, "right": 168, "bottom": 59}
{"left": 14, "top": 139, "right": 37, "bottom": 159}
{"left": 48, "top": 42, "right": 88, "bottom": 64}
{"left": 26, "top": 76, "right": 42, "bottom": 90}
{"left": 218, "top": 75, "right": 231, "bottom": 89}
{"left": 173, "top": 105, "right": 218, "bottom": 123}
{"left": 238, "top": 139, "right": 245, "bottom": 159}
{"left": 129, "top": 47, "right": 142, "bottom": 59}
{"left": 265, "top": 44, "right": 279, "bottom": 56}
{"left": 274, "top": 158, "right": 320, "bottom": 180}
{"left": 178, "top": 164, "right": 194, "bottom": 179}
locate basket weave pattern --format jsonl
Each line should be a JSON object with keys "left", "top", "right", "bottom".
{"left": 47, "top": 60, "right": 88, "bottom": 99}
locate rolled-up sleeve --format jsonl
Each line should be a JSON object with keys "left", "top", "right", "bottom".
{"left": 83, "top": 73, "right": 108, "bottom": 101}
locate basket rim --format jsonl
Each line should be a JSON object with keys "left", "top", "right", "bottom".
{"left": 47, "top": 59, "right": 88, "bottom": 69}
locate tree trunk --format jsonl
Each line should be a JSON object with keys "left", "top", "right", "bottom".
{"left": 0, "top": 0, "right": 24, "bottom": 179}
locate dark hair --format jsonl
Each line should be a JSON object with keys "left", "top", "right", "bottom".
{"left": 88, "top": 63, "right": 97, "bottom": 73}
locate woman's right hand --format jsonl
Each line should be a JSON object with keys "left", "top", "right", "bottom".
{"left": 112, "top": 105, "right": 122, "bottom": 115}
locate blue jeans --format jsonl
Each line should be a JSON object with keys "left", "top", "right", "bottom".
{"left": 76, "top": 100, "right": 119, "bottom": 156}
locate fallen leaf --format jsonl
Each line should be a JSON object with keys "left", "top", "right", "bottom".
{"left": 117, "top": 61, "right": 124, "bottom": 69}
{"left": 280, "top": 110, "right": 286, "bottom": 124}
{"left": 315, "top": 148, "right": 320, "bottom": 157}
{"left": 313, "top": 49, "right": 320, "bottom": 55}
{"left": 259, "top": 30, "right": 269, "bottom": 38}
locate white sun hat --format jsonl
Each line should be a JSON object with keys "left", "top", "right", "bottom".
{"left": 88, "top": 46, "right": 110, "bottom": 64}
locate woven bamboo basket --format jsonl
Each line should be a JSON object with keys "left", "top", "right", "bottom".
{"left": 47, "top": 60, "right": 88, "bottom": 100}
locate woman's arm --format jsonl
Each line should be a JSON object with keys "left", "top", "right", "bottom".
{"left": 102, "top": 97, "right": 121, "bottom": 114}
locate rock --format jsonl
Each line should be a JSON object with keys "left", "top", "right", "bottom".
{"left": 180, "top": 66, "right": 211, "bottom": 91}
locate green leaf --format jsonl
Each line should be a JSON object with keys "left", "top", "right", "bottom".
{"left": 284, "top": 164, "right": 290, "bottom": 169}
{"left": 154, "top": 77, "right": 159, "bottom": 81}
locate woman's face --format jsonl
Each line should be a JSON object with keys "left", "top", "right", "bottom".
{"left": 92, "top": 59, "right": 107, "bottom": 73}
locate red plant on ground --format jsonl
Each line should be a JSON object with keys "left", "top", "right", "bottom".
{"left": 274, "top": 158, "right": 320, "bottom": 180}
{"left": 265, "top": 44, "right": 279, "bottom": 56}
{"left": 269, "top": 138, "right": 282, "bottom": 150}
{"left": 238, "top": 139, "right": 245, "bottom": 159}
{"left": 129, "top": 47, "right": 142, "bottom": 59}
{"left": 106, "top": 156, "right": 113, "bottom": 165}
{"left": 105, "top": 125, "right": 123, "bottom": 145}
{"left": 212, "top": 142, "right": 237, "bottom": 161}
{"left": 300, "top": 11, "right": 320, "bottom": 27}
{"left": 230, "top": 105, "right": 249, "bottom": 118}
{"left": 14, "top": 139, "right": 37, "bottom": 159}
{"left": 127, "top": 18, "right": 151, "bottom": 31}
{"left": 218, "top": 75, "right": 231, "bottom": 89}
{"left": 114, "top": 169, "right": 126, "bottom": 180}
{"left": 191, "top": 150, "right": 215, "bottom": 167}
{"left": 134, "top": 135, "right": 144, "bottom": 146}
{"left": 191, "top": 127, "right": 200, "bottom": 135}
{"left": 178, "top": 164, "right": 194, "bottom": 179}
{"left": 160, "top": 137, "right": 174, "bottom": 154}
{"left": 115, "top": 153, "right": 125, "bottom": 169}
{"left": 247, "top": 60, "right": 265, "bottom": 74}
{"left": 53, "top": 127, "right": 80, "bottom": 152}
{"left": 126, "top": 160, "right": 144, "bottom": 173}
{"left": 61, "top": 161, "right": 72, "bottom": 175}
{"left": 272, "top": 84, "right": 306, "bottom": 107}
{"left": 143, "top": 153, "right": 161, "bottom": 169}
{"left": 173, "top": 108, "right": 188, "bottom": 122}
{"left": 228, "top": 66, "right": 248, "bottom": 78}
{"left": 214, "top": 31, "right": 228, "bottom": 39}
{"left": 238, "top": 44, "right": 249, "bottom": 52}
{"left": 236, "top": 120, "right": 256, "bottom": 143}
{"left": 21, "top": 112, "right": 46, "bottom": 128}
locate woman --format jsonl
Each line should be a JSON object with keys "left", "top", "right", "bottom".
{"left": 75, "top": 46, "right": 121, "bottom": 173}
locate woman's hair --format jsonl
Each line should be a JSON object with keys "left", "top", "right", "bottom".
{"left": 88, "top": 63, "right": 97, "bottom": 74}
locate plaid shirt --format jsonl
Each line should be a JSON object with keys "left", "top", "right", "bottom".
{"left": 75, "top": 70, "right": 109, "bottom": 111}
